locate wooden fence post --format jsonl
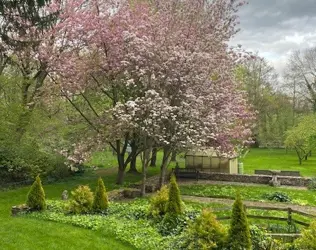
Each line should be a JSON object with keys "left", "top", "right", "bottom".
{"left": 288, "top": 208, "right": 292, "bottom": 226}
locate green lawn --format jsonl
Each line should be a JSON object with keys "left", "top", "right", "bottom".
{"left": 243, "top": 148, "right": 316, "bottom": 177}
{"left": 0, "top": 151, "right": 169, "bottom": 250}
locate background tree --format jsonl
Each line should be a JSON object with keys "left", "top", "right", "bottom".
{"left": 286, "top": 48, "right": 316, "bottom": 113}
{"left": 285, "top": 114, "right": 316, "bottom": 164}
{"left": 236, "top": 56, "right": 293, "bottom": 147}
{"left": 0, "top": 0, "right": 59, "bottom": 139}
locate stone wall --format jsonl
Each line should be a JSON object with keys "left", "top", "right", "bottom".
{"left": 198, "top": 172, "right": 311, "bottom": 187}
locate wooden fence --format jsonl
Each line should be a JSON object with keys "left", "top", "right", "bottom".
{"left": 216, "top": 205, "right": 316, "bottom": 227}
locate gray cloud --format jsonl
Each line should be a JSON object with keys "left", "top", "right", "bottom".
{"left": 231, "top": 0, "right": 316, "bottom": 79}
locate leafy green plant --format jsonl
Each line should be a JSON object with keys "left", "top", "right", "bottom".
{"left": 92, "top": 177, "right": 109, "bottom": 212}
{"left": 294, "top": 220, "right": 316, "bottom": 249}
{"left": 250, "top": 225, "right": 275, "bottom": 250}
{"left": 182, "top": 209, "right": 227, "bottom": 250}
{"left": 226, "top": 193, "right": 251, "bottom": 250}
{"left": 263, "top": 192, "right": 291, "bottom": 202}
{"left": 26, "top": 175, "right": 46, "bottom": 211}
{"left": 68, "top": 185, "right": 94, "bottom": 214}
{"left": 157, "top": 212, "right": 196, "bottom": 236}
{"left": 149, "top": 185, "right": 169, "bottom": 217}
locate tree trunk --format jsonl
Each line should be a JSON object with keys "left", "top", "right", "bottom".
{"left": 141, "top": 144, "right": 152, "bottom": 197}
{"left": 116, "top": 167, "right": 125, "bottom": 185}
{"left": 128, "top": 140, "right": 139, "bottom": 173}
{"left": 128, "top": 155, "right": 139, "bottom": 173}
{"left": 115, "top": 142, "right": 126, "bottom": 185}
{"left": 171, "top": 151, "right": 177, "bottom": 162}
{"left": 15, "top": 109, "right": 31, "bottom": 141}
{"left": 150, "top": 148, "right": 157, "bottom": 167}
{"left": 158, "top": 147, "right": 172, "bottom": 188}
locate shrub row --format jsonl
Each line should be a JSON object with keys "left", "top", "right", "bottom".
{"left": 26, "top": 176, "right": 108, "bottom": 213}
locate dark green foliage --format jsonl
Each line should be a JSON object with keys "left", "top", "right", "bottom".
{"left": 68, "top": 185, "right": 94, "bottom": 214}
{"left": 92, "top": 177, "right": 109, "bottom": 212}
{"left": 226, "top": 193, "right": 251, "bottom": 250}
{"left": 294, "top": 221, "right": 316, "bottom": 249}
{"left": 166, "top": 174, "right": 183, "bottom": 216}
{"left": 264, "top": 192, "right": 291, "bottom": 202}
{"left": 182, "top": 209, "right": 227, "bottom": 250}
{"left": 26, "top": 175, "right": 46, "bottom": 210}
{"left": 0, "top": 139, "right": 69, "bottom": 184}
{"left": 157, "top": 212, "right": 197, "bottom": 236}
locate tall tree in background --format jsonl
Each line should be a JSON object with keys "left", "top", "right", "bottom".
{"left": 285, "top": 114, "right": 316, "bottom": 165}
{"left": 236, "top": 56, "right": 293, "bottom": 147}
{"left": 0, "top": 0, "right": 58, "bottom": 139}
{"left": 286, "top": 48, "right": 316, "bottom": 113}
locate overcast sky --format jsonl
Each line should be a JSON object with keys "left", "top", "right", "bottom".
{"left": 231, "top": 0, "right": 316, "bottom": 77}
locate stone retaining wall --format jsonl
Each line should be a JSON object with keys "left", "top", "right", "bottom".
{"left": 198, "top": 172, "right": 311, "bottom": 187}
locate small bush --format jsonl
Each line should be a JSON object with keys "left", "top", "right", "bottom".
{"left": 166, "top": 174, "right": 183, "bottom": 216}
{"left": 182, "top": 209, "right": 227, "bottom": 250}
{"left": 264, "top": 192, "right": 291, "bottom": 202}
{"left": 294, "top": 220, "right": 316, "bottom": 249}
{"left": 157, "top": 212, "right": 196, "bottom": 236}
{"left": 226, "top": 193, "right": 251, "bottom": 250}
{"left": 26, "top": 175, "right": 46, "bottom": 211}
{"left": 93, "top": 177, "right": 109, "bottom": 212}
{"left": 149, "top": 185, "right": 169, "bottom": 217}
{"left": 68, "top": 185, "right": 93, "bottom": 214}
{"left": 250, "top": 225, "right": 275, "bottom": 250}
{"left": 308, "top": 178, "right": 316, "bottom": 191}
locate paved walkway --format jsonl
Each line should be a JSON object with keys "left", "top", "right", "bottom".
{"left": 182, "top": 195, "right": 316, "bottom": 215}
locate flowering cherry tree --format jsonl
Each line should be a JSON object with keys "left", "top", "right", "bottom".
{"left": 39, "top": 0, "right": 254, "bottom": 186}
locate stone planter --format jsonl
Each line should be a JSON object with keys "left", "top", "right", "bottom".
{"left": 122, "top": 188, "right": 141, "bottom": 198}
{"left": 11, "top": 204, "right": 31, "bottom": 216}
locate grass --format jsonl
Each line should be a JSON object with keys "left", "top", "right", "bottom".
{"left": 0, "top": 183, "right": 135, "bottom": 250}
{"left": 243, "top": 148, "right": 316, "bottom": 176}
{"left": 0, "top": 150, "right": 173, "bottom": 250}
{"left": 3, "top": 148, "right": 315, "bottom": 249}
{"left": 180, "top": 183, "right": 316, "bottom": 206}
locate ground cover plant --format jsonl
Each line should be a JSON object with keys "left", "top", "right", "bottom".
{"left": 180, "top": 183, "right": 316, "bottom": 206}
{"left": 17, "top": 175, "right": 308, "bottom": 250}
{"left": 0, "top": 163, "right": 165, "bottom": 250}
{"left": 21, "top": 194, "right": 304, "bottom": 250}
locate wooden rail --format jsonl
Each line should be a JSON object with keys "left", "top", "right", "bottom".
{"left": 216, "top": 205, "right": 315, "bottom": 228}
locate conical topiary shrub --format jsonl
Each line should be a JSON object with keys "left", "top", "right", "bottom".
{"left": 166, "top": 174, "right": 183, "bottom": 216}
{"left": 26, "top": 175, "right": 46, "bottom": 211}
{"left": 184, "top": 209, "right": 227, "bottom": 250}
{"left": 226, "top": 192, "right": 251, "bottom": 250}
{"left": 93, "top": 177, "right": 109, "bottom": 212}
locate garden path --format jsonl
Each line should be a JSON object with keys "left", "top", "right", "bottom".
{"left": 182, "top": 195, "right": 316, "bottom": 215}
{"left": 178, "top": 179, "right": 307, "bottom": 190}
